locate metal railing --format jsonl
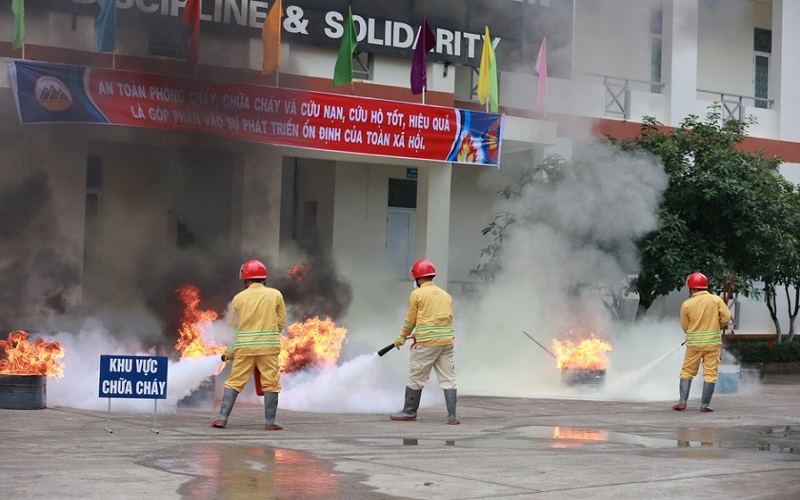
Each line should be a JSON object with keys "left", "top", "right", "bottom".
{"left": 579, "top": 73, "right": 665, "bottom": 120}
{"left": 696, "top": 89, "right": 774, "bottom": 123}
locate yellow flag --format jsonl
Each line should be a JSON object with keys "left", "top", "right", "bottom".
{"left": 262, "top": 0, "right": 282, "bottom": 75}
{"left": 477, "top": 26, "right": 498, "bottom": 112}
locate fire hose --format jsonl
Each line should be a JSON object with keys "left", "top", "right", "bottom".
{"left": 522, "top": 331, "right": 558, "bottom": 359}
{"left": 377, "top": 343, "right": 395, "bottom": 356}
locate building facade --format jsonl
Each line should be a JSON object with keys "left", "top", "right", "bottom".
{"left": 0, "top": 0, "right": 796, "bottom": 335}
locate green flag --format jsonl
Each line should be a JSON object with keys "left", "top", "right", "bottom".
{"left": 333, "top": 7, "right": 357, "bottom": 87}
{"left": 12, "top": 0, "right": 25, "bottom": 50}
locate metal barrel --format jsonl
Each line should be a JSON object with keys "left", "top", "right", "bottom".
{"left": 0, "top": 375, "right": 46, "bottom": 410}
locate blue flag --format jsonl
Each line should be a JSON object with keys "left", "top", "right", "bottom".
{"left": 95, "top": 0, "right": 117, "bottom": 53}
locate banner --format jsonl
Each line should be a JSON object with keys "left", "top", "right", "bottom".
{"left": 10, "top": 61, "right": 503, "bottom": 166}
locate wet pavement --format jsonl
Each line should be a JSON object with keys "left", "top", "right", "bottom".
{"left": 3, "top": 374, "right": 800, "bottom": 499}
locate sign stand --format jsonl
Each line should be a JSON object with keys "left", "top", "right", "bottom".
{"left": 105, "top": 398, "right": 113, "bottom": 433}
{"left": 151, "top": 400, "right": 160, "bottom": 434}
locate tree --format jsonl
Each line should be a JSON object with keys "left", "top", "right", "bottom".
{"left": 475, "top": 107, "right": 796, "bottom": 324}
{"left": 760, "top": 183, "right": 800, "bottom": 341}
{"left": 610, "top": 107, "right": 790, "bottom": 319}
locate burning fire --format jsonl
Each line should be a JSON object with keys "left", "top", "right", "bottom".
{"left": 289, "top": 263, "right": 309, "bottom": 283}
{"left": 175, "top": 285, "right": 227, "bottom": 360}
{"left": 0, "top": 330, "right": 65, "bottom": 378}
{"left": 174, "top": 281, "right": 348, "bottom": 374}
{"left": 552, "top": 333, "right": 612, "bottom": 370}
{"left": 280, "top": 316, "right": 347, "bottom": 373}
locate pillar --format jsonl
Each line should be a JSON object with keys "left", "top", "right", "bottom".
{"left": 415, "top": 162, "right": 452, "bottom": 287}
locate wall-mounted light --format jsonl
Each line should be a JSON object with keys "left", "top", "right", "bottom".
{"left": 443, "top": 60, "right": 452, "bottom": 77}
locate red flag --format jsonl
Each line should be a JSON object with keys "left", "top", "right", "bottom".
{"left": 182, "top": 0, "right": 200, "bottom": 64}
{"left": 535, "top": 37, "right": 547, "bottom": 112}
{"left": 410, "top": 17, "right": 435, "bottom": 95}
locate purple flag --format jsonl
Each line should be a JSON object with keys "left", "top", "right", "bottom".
{"left": 411, "top": 18, "right": 435, "bottom": 95}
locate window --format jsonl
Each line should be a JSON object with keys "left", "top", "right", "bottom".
{"left": 388, "top": 179, "right": 417, "bottom": 208}
{"left": 650, "top": 8, "right": 663, "bottom": 94}
{"left": 149, "top": 20, "right": 187, "bottom": 59}
{"left": 353, "top": 52, "right": 373, "bottom": 81}
{"left": 84, "top": 156, "right": 102, "bottom": 269}
{"left": 754, "top": 28, "right": 771, "bottom": 109}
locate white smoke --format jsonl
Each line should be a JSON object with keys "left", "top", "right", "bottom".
{"left": 457, "top": 141, "right": 681, "bottom": 400}
{"left": 41, "top": 314, "right": 435, "bottom": 415}
{"left": 44, "top": 320, "right": 228, "bottom": 413}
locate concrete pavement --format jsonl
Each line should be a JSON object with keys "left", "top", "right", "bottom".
{"left": 3, "top": 374, "right": 800, "bottom": 499}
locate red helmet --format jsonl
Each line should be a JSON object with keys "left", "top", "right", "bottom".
{"left": 240, "top": 259, "right": 267, "bottom": 280}
{"left": 411, "top": 259, "right": 436, "bottom": 279}
{"left": 687, "top": 272, "right": 708, "bottom": 289}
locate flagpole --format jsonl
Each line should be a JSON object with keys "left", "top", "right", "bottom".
{"left": 422, "top": 87, "right": 426, "bottom": 105}
{"left": 275, "top": 71, "right": 280, "bottom": 87}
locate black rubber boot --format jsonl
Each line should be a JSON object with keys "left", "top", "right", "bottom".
{"left": 211, "top": 388, "right": 238, "bottom": 428}
{"left": 444, "top": 388, "right": 460, "bottom": 425}
{"left": 390, "top": 387, "right": 422, "bottom": 421}
{"left": 672, "top": 379, "right": 691, "bottom": 411}
{"left": 700, "top": 382, "right": 715, "bottom": 412}
{"left": 264, "top": 392, "right": 283, "bottom": 431}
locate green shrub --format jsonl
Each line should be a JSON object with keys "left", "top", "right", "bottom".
{"left": 725, "top": 338, "right": 800, "bottom": 364}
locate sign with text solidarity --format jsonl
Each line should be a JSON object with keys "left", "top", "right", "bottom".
{"left": 10, "top": 61, "right": 503, "bottom": 166}
{"left": 98, "top": 355, "right": 168, "bottom": 399}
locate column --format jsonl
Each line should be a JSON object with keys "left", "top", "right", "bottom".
{"left": 773, "top": 0, "right": 800, "bottom": 143}
{"left": 239, "top": 145, "right": 283, "bottom": 266}
{"left": 415, "top": 162, "right": 452, "bottom": 287}
{"left": 662, "top": 0, "right": 699, "bottom": 126}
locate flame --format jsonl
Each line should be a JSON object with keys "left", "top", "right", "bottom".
{"left": 552, "top": 333, "right": 612, "bottom": 370}
{"left": 0, "top": 330, "right": 65, "bottom": 378}
{"left": 279, "top": 316, "right": 347, "bottom": 373}
{"left": 289, "top": 263, "right": 309, "bottom": 283}
{"left": 456, "top": 132, "right": 479, "bottom": 163}
{"left": 175, "top": 285, "right": 227, "bottom": 360}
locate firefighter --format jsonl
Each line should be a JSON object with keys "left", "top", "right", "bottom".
{"left": 674, "top": 272, "right": 732, "bottom": 413}
{"left": 212, "top": 259, "right": 286, "bottom": 430}
{"left": 390, "top": 259, "right": 459, "bottom": 425}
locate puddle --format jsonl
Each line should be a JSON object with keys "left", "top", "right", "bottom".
{"left": 356, "top": 425, "right": 800, "bottom": 454}
{"left": 138, "top": 444, "right": 391, "bottom": 499}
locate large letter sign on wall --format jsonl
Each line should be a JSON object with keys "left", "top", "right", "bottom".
{"left": 10, "top": 61, "right": 504, "bottom": 167}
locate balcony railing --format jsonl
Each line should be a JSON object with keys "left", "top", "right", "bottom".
{"left": 579, "top": 73, "right": 665, "bottom": 120}
{"left": 696, "top": 89, "right": 774, "bottom": 123}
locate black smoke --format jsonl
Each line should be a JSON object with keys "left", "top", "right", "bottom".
{"left": 271, "top": 253, "right": 353, "bottom": 322}
{"left": 0, "top": 171, "right": 80, "bottom": 331}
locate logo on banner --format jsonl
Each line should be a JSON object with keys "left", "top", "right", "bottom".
{"left": 35, "top": 76, "right": 72, "bottom": 112}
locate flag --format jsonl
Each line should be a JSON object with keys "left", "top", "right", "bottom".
{"left": 182, "top": 0, "right": 201, "bottom": 63}
{"left": 333, "top": 6, "right": 357, "bottom": 87}
{"left": 535, "top": 37, "right": 548, "bottom": 112}
{"left": 95, "top": 0, "right": 117, "bottom": 53}
{"left": 262, "top": 0, "right": 282, "bottom": 74}
{"left": 12, "top": 0, "right": 24, "bottom": 50}
{"left": 410, "top": 17, "right": 435, "bottom": 95}
{"left": 477, "top": 26, "right": 498, "bottom": 113}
